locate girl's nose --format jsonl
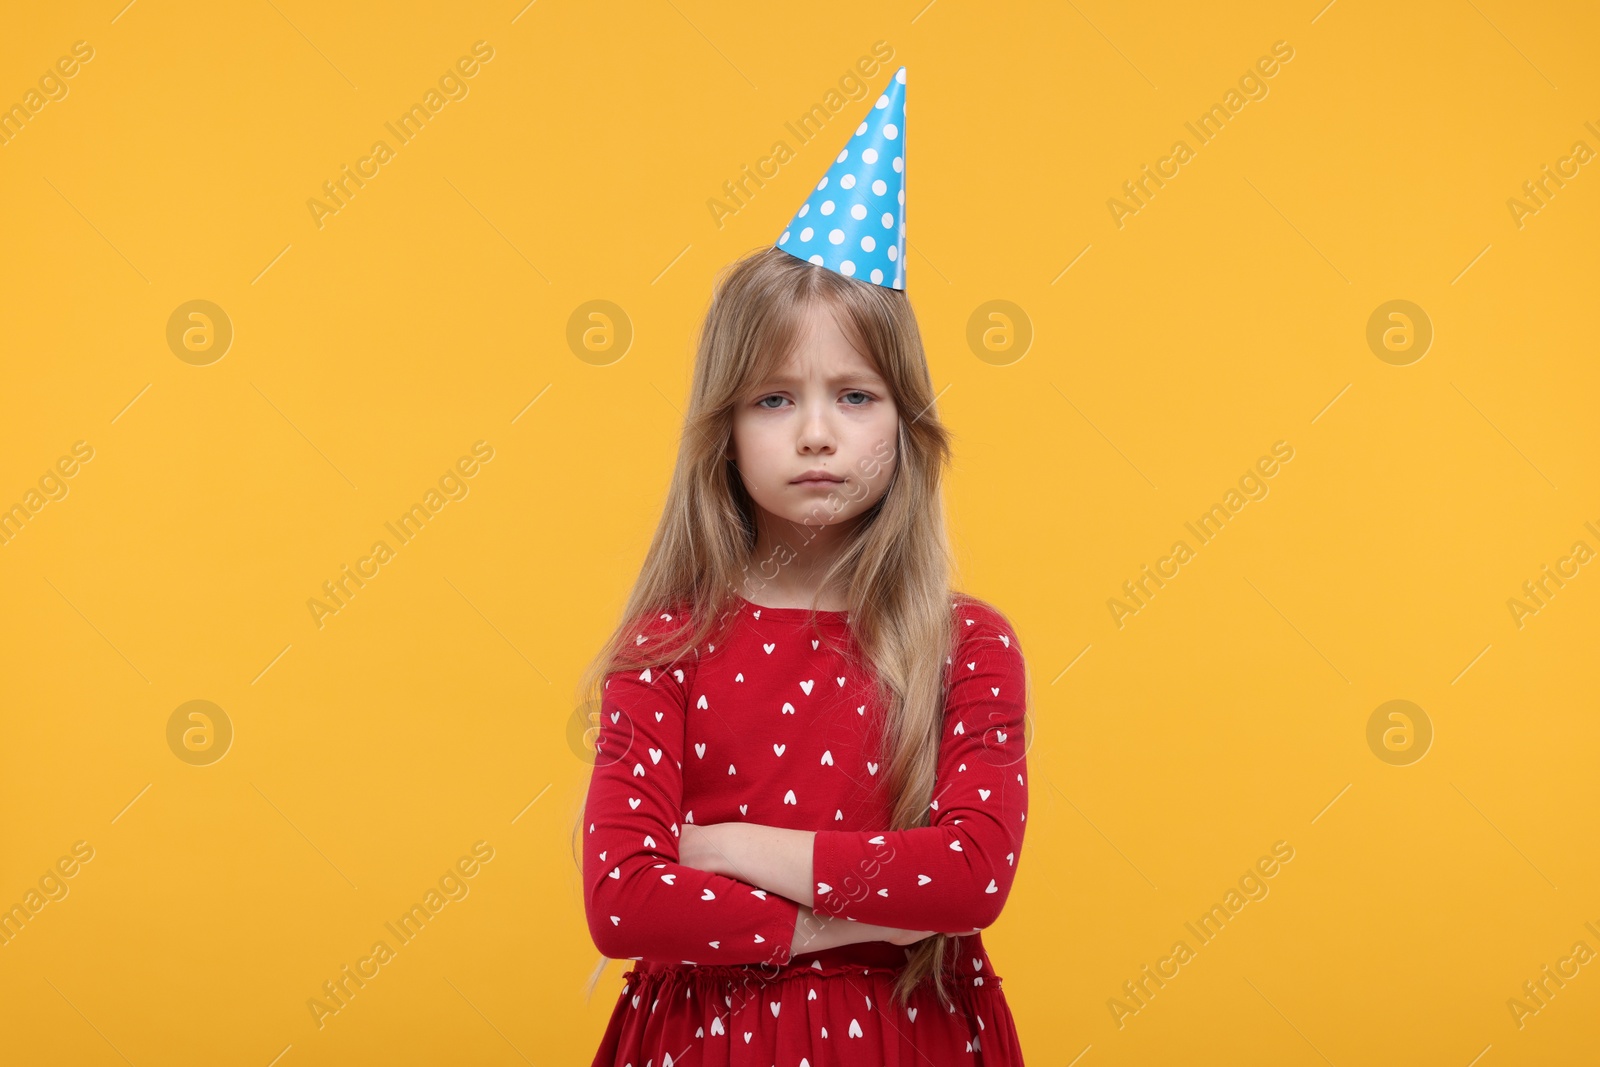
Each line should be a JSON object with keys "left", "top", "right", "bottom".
{"left": 797, "top": 405, "right": 835, "bottom": 450}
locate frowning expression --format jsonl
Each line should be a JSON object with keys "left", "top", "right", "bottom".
{"left": 730, "top": 303, "right": 899, "bottom": 532}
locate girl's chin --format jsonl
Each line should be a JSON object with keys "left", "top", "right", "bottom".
{"left": 787, "top": 511, "right": 865, "bottom": 529}
{"left": 752, "top": 500, "right": 873, "bottom": 530}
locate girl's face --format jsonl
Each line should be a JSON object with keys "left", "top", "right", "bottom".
{"left": 729, "top": 302, "right": 900, "bottom": 536}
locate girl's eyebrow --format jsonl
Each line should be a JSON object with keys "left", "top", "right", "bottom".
{"left": 757, "top": 372, "right": 884, "bottom": 387}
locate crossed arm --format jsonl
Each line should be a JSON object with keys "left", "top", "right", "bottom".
{"left": 681, "top": 822, "right": 816, "bottom": 908}
{"left": 679, "top": 822, "right": 938, "bottom": 953}
{"left": 681, "top": 779, "right": 1027, "bottom": 941}
{"left": 581, "top": 614, "right": 947, "bottom": 965}
{"left": 583, "top": 602, "right": 1027, "bottom": 963}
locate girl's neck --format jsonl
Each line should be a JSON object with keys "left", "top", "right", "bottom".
{"left": 744, "top": 516, "right": 858, "bottom": 611}
{"left": 738, "top": 561, "right": 850, "bottom": 610}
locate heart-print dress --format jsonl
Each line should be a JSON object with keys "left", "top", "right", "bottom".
{"left": 583, "top": 593, "right": 1031, "bottom": 1065}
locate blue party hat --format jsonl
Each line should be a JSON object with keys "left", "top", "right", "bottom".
{"left": 775, "top": 66, "right": 907, "bottom": 289}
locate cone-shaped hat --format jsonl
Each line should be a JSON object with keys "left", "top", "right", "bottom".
{"left": 775, "top": 66, "right": 907, "bottom": 289}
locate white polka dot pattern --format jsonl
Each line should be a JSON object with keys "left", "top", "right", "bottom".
{"left": 775, "top": 66, "right": 907, "bottom": 290}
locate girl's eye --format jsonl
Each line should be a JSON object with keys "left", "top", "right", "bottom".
{"left": 754, "top": 391, "right": 874, "bottom": 409}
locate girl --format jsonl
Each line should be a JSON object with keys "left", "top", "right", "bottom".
{"left": 574, "top": 68, "right": 1031, "bottom": 1064}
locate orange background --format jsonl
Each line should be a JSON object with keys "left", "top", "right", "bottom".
{"left": 1, "top": 1, "right": 1597, "bottom": 1063}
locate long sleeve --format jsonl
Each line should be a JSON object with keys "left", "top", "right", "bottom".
{"left": 810, "top": 600, "right": 1029, "bottom": 934}
{"left": 582, "top": 609, "right": 801, "bottom": 966}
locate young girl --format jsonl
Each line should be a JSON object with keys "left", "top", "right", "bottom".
{"left": 574, "top": 67, "right": 1031, "bottom": 1064}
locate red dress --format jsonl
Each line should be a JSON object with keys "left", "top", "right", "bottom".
{"left": 583, "top": 594, "right": 1030, "bottom": 1065}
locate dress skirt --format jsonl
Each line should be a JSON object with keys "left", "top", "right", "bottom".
{"left": 590, "top": 956, "right": 1026, "bottom": 1066}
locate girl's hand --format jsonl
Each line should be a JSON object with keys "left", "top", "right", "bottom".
{"left": 789, "top": 906, "right": 939, "bottom": 956}
{"left": 884, "top": 927, "right": 938, "bottom": 946}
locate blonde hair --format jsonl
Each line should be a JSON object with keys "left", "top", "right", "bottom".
{"left": 571, "top": 243, "right": 971, "bottom": 1009}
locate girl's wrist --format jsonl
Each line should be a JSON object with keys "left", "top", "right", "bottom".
{"left": 791, "top": 905, "right": 828, "bottom": 954}
{"left": 699, "top": 821, "right": 735, "bottom": 878}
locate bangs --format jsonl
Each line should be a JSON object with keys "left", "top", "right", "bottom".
{"left": 733, "top": 285, "right": 882, "bottom": 403}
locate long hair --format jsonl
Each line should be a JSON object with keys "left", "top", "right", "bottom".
{"left": 570, "top": 244, "right": 969, "bottom": 1009}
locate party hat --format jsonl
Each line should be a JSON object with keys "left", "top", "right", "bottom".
{"left": 775, "top": 66, "right": 907, "bottom": 289}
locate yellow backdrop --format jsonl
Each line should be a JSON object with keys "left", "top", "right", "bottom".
{"left": 2, "top": 1, "right": 1597, "bottom": 1063}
